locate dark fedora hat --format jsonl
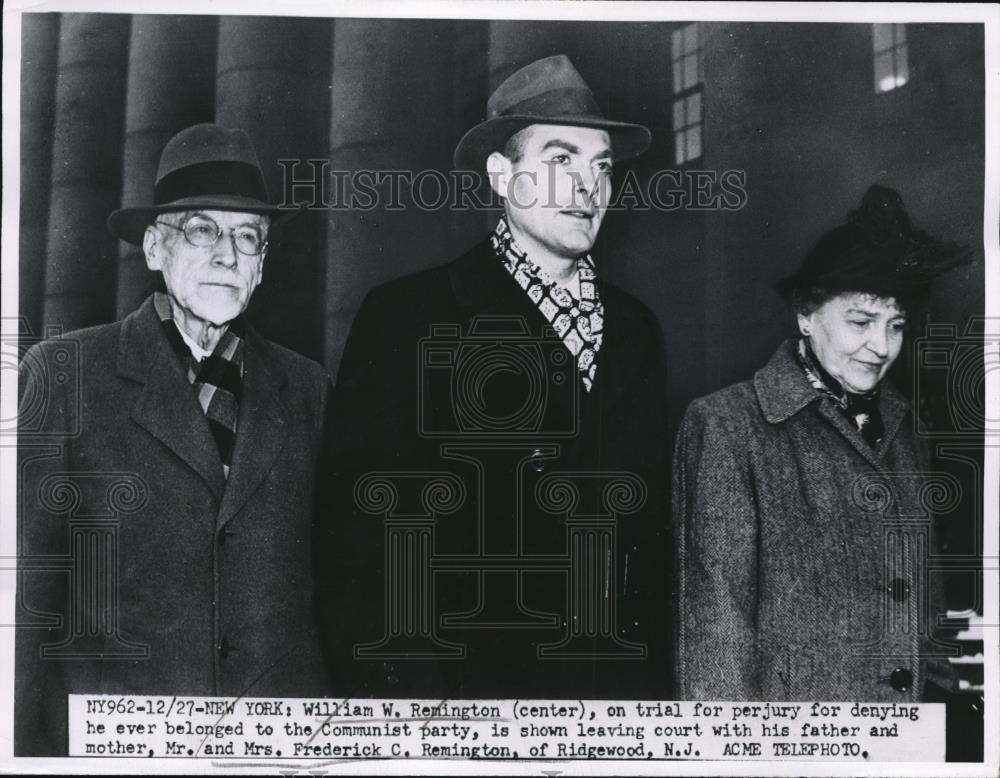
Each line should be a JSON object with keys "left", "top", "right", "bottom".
{"left": 776, "top": 185, "right": 971, "bottom": 310}
{"left": 453, "top": 54, "right": 651, "bottom": 171}
{"left": 108, "top": 123, "right": 295, "bottom": 246}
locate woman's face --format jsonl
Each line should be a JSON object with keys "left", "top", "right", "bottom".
{"left": 798, "top": 293, "right": 907, "bottom": 394}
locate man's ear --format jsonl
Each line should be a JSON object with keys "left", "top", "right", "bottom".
{"left": 486, "top": 152, "right": 511, "bottom": 200}
{"left": 257, "top": 218, "right": 269, "bottom": 281}
{"left": 142, "top": 224, "right": 163, "bottom": 271}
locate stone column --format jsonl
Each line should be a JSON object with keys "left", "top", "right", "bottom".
{"left": 41, "top": 14, "right": 130, "bottom": 332}
{"left": 216, "top": 17, "right": 332, "bottom": 362}
{"left": 115, "top": 15, "right": 218, "bottom": 319}
{"left": 325, "top": 19, "right": 482, "bottom": 377}
{"left": 19, "top": 13, "right": 60, "bottom": 337}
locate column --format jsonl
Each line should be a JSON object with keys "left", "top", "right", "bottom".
{"left": 353, "top": 473, "right": 464, "bottom": 658}
{"left": 325, "top": 19, "right": 481, "bottom": 377}
{"left": 42, "top": 14, "right": 130, "bottom": 332}
{"left": 19, "top": 13, "right": 60, "bottom": 336}
{"left": 216, "top": 17, "right": 332, "bottom": 363}
{"left": 115, "top": 15, "right": 218, "bottom": 319}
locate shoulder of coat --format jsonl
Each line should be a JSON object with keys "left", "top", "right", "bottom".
{"left": 269, "top": 339, "right": 327, "bottom": 379}
{"left": 683, "top": 379, "right": 759, "bottom": 431}
{"left": 25, "top": 319, "right": 123, "bottom": 371}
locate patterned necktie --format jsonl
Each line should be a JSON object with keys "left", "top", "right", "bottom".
{"left": 155, "top": 293, "right": 244, "bottom": 476}
{"left": 491, "top": 217, "right": 605, "bottom": 391}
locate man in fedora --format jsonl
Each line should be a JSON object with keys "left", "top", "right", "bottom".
{"left": 317, "top": 55, "right": 672, "bottom": 700}
{"left": 16, "top": 124, "right": 330, "bottom": 755}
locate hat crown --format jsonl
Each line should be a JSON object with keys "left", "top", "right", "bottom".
{"left": 156, "top": 123, "right": 262, "bottom": 183}
{"left": 452, "top": 54, "right": 651, "bottom": 171}
{"left": 107, "top": 123, "right": 289, "bottom": 245}
{"left": 776, "top": 184, "right": 971, "bottom": 303}
{"left": 487, "top": 54, "right": 597, "bottom": 119}
{"left": 151, "top": 123, "right": 270, "bottom": 207}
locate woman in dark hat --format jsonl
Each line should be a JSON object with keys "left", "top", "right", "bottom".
{"left": 673, "top": 185, "right": 968, "bottom": 705}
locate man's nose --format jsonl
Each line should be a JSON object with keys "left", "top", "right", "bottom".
{"left": 210, "top": 231, "right": 239, "bottom": 267}
{"left": 577, "top": 165, "right": 597, "bottom": 195}
{"left": 573, "top": 167, "right": 598, "bottom": 203}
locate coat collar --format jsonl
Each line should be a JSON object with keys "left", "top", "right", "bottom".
{"left": 215, "top": 330, "right": 289, "bottom": 528}
{"left": 446, "top": 237, "right": 650, "bottom": 412}
{"left": 447, "top": 238, "right": 532, "bottom": 313}
{"left": 117, "top": 295, "right": 289, "bottom": 515}
{"left": 754, "top": 339, "right": 911, "bottom": 463}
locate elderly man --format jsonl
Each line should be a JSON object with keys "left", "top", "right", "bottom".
{"left": 16, "top": 124, "right": 330, "bottom": 755}
{"left": 317, "top": 55, "right": 672, "bottom": 700}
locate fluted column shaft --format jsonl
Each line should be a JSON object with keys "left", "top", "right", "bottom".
{"left": 19, "top": 14, "right": 61, "bottom": 337}
{"left": 115, "top": 15, "right": 218, "bottom": 318}
{"left": 216, "top": 17, "right": 332, "bottom": 362}
{"left": 42, "top": 14, "right": 130, "bottom": 332}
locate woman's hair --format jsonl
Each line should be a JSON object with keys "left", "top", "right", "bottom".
{"left": 788, "top": 286, "right": 834, "bottom": 317}
{"left": 788, "top": 285, "right": 928, "bottom": 330}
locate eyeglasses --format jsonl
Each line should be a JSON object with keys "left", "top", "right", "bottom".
{"left": 155, "top": 214, "right": 268, "bottom": 256}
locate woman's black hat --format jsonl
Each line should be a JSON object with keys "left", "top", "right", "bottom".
{"left": 777, "top": 185, "right": 971, "bottom": 307}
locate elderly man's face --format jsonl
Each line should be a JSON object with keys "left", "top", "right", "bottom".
{"left": 491, "top": 124, "right": 613, "bottom": 260}
{"left": 144, "top": 210, "right": 268, "bottom": 327}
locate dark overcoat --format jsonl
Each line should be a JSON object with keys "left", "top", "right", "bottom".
{"left": 673, "top": 340, "right": 958, "bottom": 701}
{"left": 316, "top": 238, "right": 673, "bottom": 701}
{"left": 16, "top": 295, "right": 331, "bottom": 755}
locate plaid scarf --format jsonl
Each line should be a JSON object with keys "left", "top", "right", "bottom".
{"left": 492, "top": 217, "right": 604, "bottom": 392}
{"left": 795, "top": 338, "right": 884, "bottom": 449}
{"left": 154, "top": 292, "right": 244, "bottom": 477}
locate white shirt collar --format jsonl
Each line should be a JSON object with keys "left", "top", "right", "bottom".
{"left": 172, "top": 322, "right": 214, "bottom": 362}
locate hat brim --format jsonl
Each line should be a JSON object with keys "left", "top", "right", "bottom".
{"left": 774, "top": 271, "right": 931, "bottom": 305}
{"left": 453, "top": 115, "right": 652, "bottom": 172}
{"left": 108, "top": 195, "right": 301, "bottom": 246}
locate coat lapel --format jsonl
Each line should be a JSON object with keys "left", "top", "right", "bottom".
{"left": 448, "top": 241, "right": 580, "bottom": 422}
{"left": 119, "top": 298, "right": 227, "bottom": 501}
{"left": 447, "top": 240, "right": 644, "bottom": 416}
{"left": 755, "top": 339, "right": 912, "bottom": 470}
{"left": 215, "top": 332, "right": 289, "bottom": 529}
{"left": 818, "top": 401, "right": 884, "bottom": 469}
{"left": 448, "top": 239, "right": 534, "bottom": 316}
{"left": 591, "top": 284, "right": 647, "bottom": 413}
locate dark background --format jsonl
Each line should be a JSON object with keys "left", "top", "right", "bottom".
{"left": 17, "top": 14, "right": 987, "bottom": 695}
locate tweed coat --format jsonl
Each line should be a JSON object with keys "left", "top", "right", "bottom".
{"left": 315, "top": 238, "right": 673, "bottom": 701}
{"left": 16, "top": 295, "right": 331, "bottom": 755}
{"left": 673, "top": 340, "right": 958, "bottom": 701}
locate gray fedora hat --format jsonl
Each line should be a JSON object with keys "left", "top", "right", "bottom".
{"left": 108, "top": 123, "right": 295, "bottom": 246}
{"left": 453, "top": 54, "right": 651, "bottom": 171}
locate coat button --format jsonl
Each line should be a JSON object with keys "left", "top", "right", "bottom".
{"left": 530, "top": 448, "right": 545, "bottom": 474}
{"left": 888, "top": 578, "right": 910, "bottom": 602}
{"left": 889, "top": 667, "right": 912, "bottom": 692}
{"left": 218, "top": 637, "right": 231, "bottom": 660}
